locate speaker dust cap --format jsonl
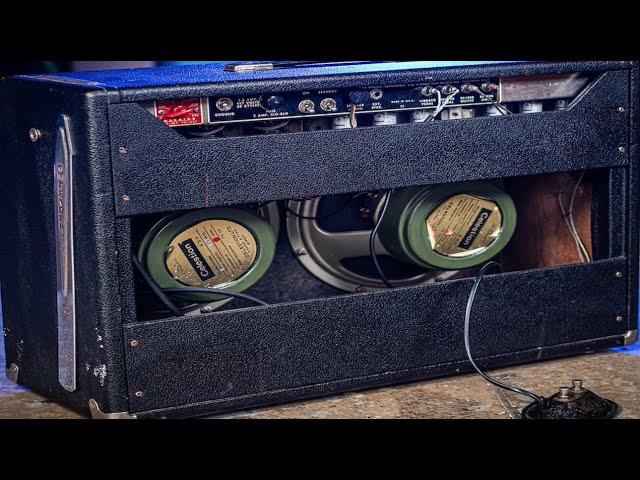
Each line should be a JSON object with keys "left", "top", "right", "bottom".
{"left": 139, "top": 207, "right": 275, "bottom": 302}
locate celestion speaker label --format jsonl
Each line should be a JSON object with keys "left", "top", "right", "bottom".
{"left": 426, "top": 194, "right": 502, "bottom": 257}
{"left": 165, "top": 220, "right": 257, "bottom": 287}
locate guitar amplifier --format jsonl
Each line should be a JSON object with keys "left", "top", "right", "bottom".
{"left": 1, "top": 61, "right": 638, "bottom": 419}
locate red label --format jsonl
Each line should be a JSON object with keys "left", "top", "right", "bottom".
{"left": 155, "top": 99, "right": 203, "bottom": 126}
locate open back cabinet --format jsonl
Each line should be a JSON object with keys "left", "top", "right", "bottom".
{"left": 0, "top": 61, "right": 638, "bottom": 418}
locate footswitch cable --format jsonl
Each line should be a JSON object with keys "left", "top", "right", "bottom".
{"left": 465, "top": 261, "right": 619, "bottom": 419}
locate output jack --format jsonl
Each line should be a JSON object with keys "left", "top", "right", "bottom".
{"left": 320, "top": 98, "right": 338, "bottom": 112}
{"left": 370, "top": 89, "right": 383, "bottom": 100}
{"left": 215, "top": 97, "right": 233, "bottom": 112}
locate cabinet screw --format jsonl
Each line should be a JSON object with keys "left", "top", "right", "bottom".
{"left": 29, "top": 128, "right": 42, "bottom": 142}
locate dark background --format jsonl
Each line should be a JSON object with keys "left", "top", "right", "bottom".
{"left": 0, "top": 61, "right": 204, "bottom": 77}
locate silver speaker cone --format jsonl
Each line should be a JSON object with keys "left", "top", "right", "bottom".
{"left": 286, "top": 196, "right": 456, "bottom": 292}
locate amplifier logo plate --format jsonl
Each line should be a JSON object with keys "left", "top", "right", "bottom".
{"left": 155, "top": 98, "right": 203, "bottom": 126}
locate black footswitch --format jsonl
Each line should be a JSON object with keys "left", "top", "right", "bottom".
{"left": 522, "top": 380, "right": 619, "bottom": 419}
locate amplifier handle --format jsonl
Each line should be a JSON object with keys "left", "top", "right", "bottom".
{"left": 54, "top": 114, "right": 77, "bottom": 392}
{"left": 223, "top": 61, "right": 387, "bottom": 72}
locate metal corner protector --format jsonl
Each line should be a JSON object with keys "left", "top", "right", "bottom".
{"left": 88, "top": 399, "right": 137, "bottom": 420}
{"left": 623, "top": 329, "right": 638, "bottom": 346}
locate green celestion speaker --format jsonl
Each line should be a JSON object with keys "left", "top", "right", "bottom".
{"left": 377, "top": 181, "right": 517, "bottom": 270}
{"left": 138, "top": 207, "right": 276, "bottom": 302}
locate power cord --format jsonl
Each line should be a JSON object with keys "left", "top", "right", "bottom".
{"left": 420, "top": 89, "right": 442, "bottom": 122}
{"left": 132, "top": 255, "right": 183, "bottom": 317}
{"left": 422, "top": 87, "right": 459, "bottom": 122}
{"left": 131, "top": 254, "right": 268, "bottom": 316}
{"left": 369, "top": 190, "right": 394, "bottom": 288}
{"left": 434, "top": 87, "right": 459, "bottom": 118}
{"left": 479, "top": 91, "right": 513, "bottom": 115}
{"left": 558, "top": 171, "right": 591, "bottom": 262}
{"left": 465, "top": 84, "right": 513, "bottom": 115}
{"left": 289, "top": 189, "right": 394, "bottom": 288}
{"left": 285, "top": 192, "right": 368, "bottom": 220}
{"left": 368, "top": 194, "right": 544, "bottom": 401}
{"left": 162, "top": 288, "right": 268, "bottom": 306}
{"left": 464, "top": 261, "right": 545, "bottom": 403}
{"left": 349, "top": 104, "right": 358, "bottom": 128}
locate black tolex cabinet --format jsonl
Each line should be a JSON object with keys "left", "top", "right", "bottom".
{"left": 1, "top": 61, "right": 637, "bottom": 418}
